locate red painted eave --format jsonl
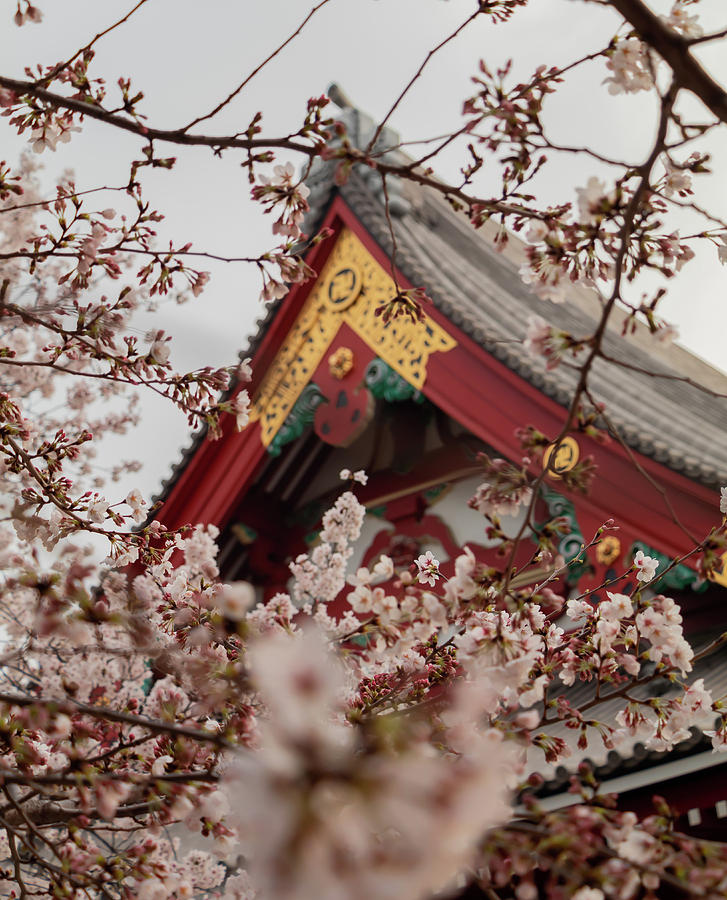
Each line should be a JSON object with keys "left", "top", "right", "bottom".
{"left": 159, "top": 204, "right": 349, "bottom": 530}
{"left": 158, "top": 193, "right": 720, "bottom": 563}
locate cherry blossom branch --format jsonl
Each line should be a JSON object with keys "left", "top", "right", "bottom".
{"left": 0, "top": 75, "right": 317, "bottom": 153}
{"left": 0, "top": 184, "right": 126, "bottom": 214}
{"left": 5, "top": 830, "right": 28, "bottom": 899}
{"left": 0, "top": 76, "right": 571, "bottom": 224}
{"left": 0, "top": 245, "right": 270, "bottom": 265}
{"left": 2, "top": 795, "right": 89, "bottom": 897}
{"left": 0, "top": 355, "right": 226, "bottom": 394}
{"left": 505, "top": 818, "right": 705, "bottom": 897}
{"left": 608, "top": 0, "right": 727, "bottom": 122}
{"left": 35, "top": 0, "right": 151, "bottom": 88}
{"left": 0, "top": 771, "right": 218, "bottom": 788}
{"left": 501, "top": 78, "right": 678, "bottom": 599}
{"left": 407, "top": 48, "right": 609, "bottom": 174}
{"left": 0, "top": 692, "right": 233, "bottom": 747}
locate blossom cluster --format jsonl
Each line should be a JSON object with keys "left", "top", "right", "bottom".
{"left": 1, "top": 2, "right": 727, "bottom": 898}
{"left": 1, "top": 406, "right": 726, "bottom": 900}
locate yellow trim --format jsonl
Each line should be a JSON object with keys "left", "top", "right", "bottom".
{"left": 250, "top": 228, "right": 457, "bottom": 447}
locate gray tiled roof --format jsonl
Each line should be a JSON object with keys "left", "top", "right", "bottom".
{"left": 529, "top": 639, "right": 727, "bottom": 794}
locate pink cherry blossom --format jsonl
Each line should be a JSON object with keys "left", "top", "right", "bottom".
{"left": 415, "top": 549, "right": 440, "bottom": 587}
{"left": 633, "top": 549, "right": 659, "bottom": 583}
{"left": 230, "top": 390, "right": 251, "bottom": 430}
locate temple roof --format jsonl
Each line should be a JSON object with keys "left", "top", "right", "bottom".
{"left": 157, "top": 98, "right": 727, "bottom": 503}
{"left": 301, "top": 142, "right": 727, "bottom": 488}
{"left": 524, "top": 635, "right": 727, "bottom": 822}
{"left": 529, "top": 634, "right": 727, "bottom": 785}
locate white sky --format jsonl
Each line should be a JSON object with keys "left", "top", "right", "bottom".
{"left": 2, "top": 0, "right": 727, "bottom": 503}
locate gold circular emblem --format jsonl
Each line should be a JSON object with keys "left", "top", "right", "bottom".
{"left": 324, "top": 266, "right": 362, "bottom": 311}
{"left": 543, "top": 436, "right": 580, "bottom": 478}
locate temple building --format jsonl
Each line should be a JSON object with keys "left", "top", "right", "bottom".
{"left": 157, "top": 92, "right": 727, "bottom": 841}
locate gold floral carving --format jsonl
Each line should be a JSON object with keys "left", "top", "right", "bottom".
{"left": 596, "top": 535, "right": 621, "bottom": 566}
{"left": 250, "top": 228, "right": 457, "bottom": 447}
{"left": 328, "top": 346, "right": 354, "bottom": 379}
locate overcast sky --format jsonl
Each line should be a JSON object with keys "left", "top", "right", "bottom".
{"left": 2, "top": 0, "right": 726, "bottom": 502}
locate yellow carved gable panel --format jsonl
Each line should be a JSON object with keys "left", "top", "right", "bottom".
{"left": 250, "top": 228, "right": 457, "bottom": 447}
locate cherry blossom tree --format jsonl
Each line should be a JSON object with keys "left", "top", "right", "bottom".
{"left": 1, "top": 0, "right": 727, "bottom": 898}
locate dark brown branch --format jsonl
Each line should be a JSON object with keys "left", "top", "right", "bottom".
{"left": 0, "top": 184, "right": 125, "bottom": 214}
{"left": 688, "top": 27, "right": 727, "bottom": 47}
{"left": 0, "top": 770, "right": 218, "bottom": 787}
{"left": 0, "top": 245, "right": 262, "bottom": 264}
{"left": 0, "top": 77, "right": 559, "bottom": 222}
{"left": 6, "top": 830, "right": 28, "bottom": 899}
{"left": 500, "top": 80, "right": 678, "bottom": 599}
{"left": 0, "top": 75, "right": 316, "bottom": 155}
{"left": 608, "top": 0, "right": 727, "bottom": 123}
{"left": 506, "top": 818, "right": 709, "bottom": 897}
{"left": 0, "top": 691, "right": 233, "bottom": 748}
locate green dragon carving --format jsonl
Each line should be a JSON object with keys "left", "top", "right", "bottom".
{"left": 364, "top": 358, "right": 425, "bottom": 404}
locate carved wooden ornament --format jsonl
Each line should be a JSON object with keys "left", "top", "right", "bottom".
{"left": 250, "top": 228, "right": 456, "bottom": 448}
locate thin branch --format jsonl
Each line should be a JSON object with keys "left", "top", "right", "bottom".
{"left": 0, "top": 245, "right": 265, "bottom": 264}
{"left": 0, "top": 184, "right": 126, "bottom": 215}
{"left": 598, "top": 351, "right": 727, "bottom": 400}
{"left": 6, "top": 829, "right": 28, "bottom": 899}
{"left": 664, "top": 191, "right": 727, "bottom": 231}
{"left": 367, "top": 7, "right": 482, "bottom": 153}
{"left": 379, "top": 173, "right": 401, "bottom": 295}
{"left": 183, "top": 0, "right": 334, "bottom": 132}
{"left": 37, "top": 0, "right": 151, "bottom": 87}
{"left": 0, "top": 770, "right": 218, "bottom": 787}
{"left": 507, "top": 818, "right": 708, "bottom": 897}
{"left": 500, "top": 79, "right": 678, "bottom": 599}
{"left": 585, "top": 385, "right": 701, "bottom": 544}
{"left": 688, "top": 27, "right": 727, "bottom": 46}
